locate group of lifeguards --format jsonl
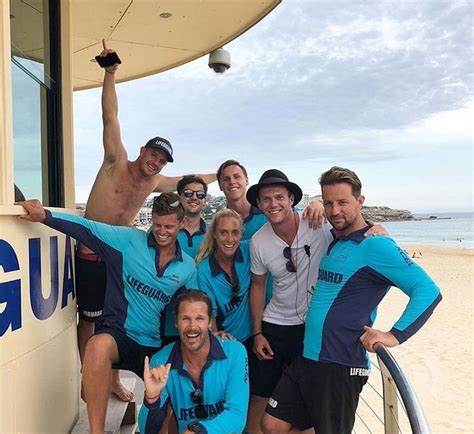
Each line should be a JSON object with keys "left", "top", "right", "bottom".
{"left": 18, "top": 43, "right": 441, "bottom": 434}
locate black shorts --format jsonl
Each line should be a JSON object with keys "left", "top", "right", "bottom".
{"left": 75, "top": 254, "right": 106, "bottom": 322}
{"left": 249, "top": 321, "right": 305, "bottom": 398}
{"left": 95, "top": 326, "right": 161, "bottom": 379}
{"left": 266, "top": 355, "right": 369, "bottom": 433}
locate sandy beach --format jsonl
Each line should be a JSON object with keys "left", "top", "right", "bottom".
{"left": 356, "top": 245, "right": 473, "bottom": 433}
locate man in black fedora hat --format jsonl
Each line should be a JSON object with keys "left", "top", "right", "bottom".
{"left": 246, "top": 169, "right": 385, "bottom": 431}
{"left": 246, "top": 169, "right": 333, "bottom": 430}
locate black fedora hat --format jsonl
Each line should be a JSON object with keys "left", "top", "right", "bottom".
{"left": 246, "top": 169, "right": 303, "bottom": 208}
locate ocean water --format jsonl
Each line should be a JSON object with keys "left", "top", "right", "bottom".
{"left": 379, "top": 211, "right": 473, "bottom": 248}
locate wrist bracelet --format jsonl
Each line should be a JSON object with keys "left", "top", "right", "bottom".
{"left": 252, "top": 332, "right": 263, "bottom": 338}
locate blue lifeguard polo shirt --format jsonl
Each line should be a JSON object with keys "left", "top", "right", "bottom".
{"left": 197, "top": 241, "right": 252, "bottom": 342}
{"left": 139, "top": 335, "right": 249, "bottom": 434}
{"left": 304, "top": 226, "right": 442, "bottom": 368}
{"left": 43, "top": 211, "right": 197, "bottom": 347}
{"left": 177, "top": 218, "right": 207, "bottom": 258}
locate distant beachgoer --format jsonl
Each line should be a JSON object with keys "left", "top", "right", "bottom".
{"left": 262, "top": 166, "right": 442, "bottom": 434}
{"left": 18, "top": 194, "right": 198, "bottom": 434}
{"left": 76, "top": 40, "right": 216, "bottom": 401}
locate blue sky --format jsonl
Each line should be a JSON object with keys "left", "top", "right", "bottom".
{"left": 73, "top": 0, "right": 473, "bottom": 212}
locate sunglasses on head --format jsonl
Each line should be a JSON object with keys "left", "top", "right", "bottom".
{"left": 153, "top": 196, "right": 181, "bottom": 208}
{"left": 283, "top": 246, "right": 296, "bottom": 272}
{"left": 183, "top": 189, "right": 206, "bottom": 200}
{"left": 190, "top": 388, "right": 208, "bottom": 419}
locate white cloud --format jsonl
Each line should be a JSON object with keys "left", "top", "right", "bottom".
{"left": 72, "top": 0, "right": 473, "bottom": 212}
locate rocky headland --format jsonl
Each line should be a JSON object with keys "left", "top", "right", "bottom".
{"left": 361, "top": 206, "right": 414, "bottom": 222}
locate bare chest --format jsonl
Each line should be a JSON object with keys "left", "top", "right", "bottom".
{"left": 86, "top": 166, "right": 156, "bottom": 225}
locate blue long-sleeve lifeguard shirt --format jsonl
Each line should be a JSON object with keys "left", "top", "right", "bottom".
{"left": 304, "top": 226, "right": 442, "bottom": 368}
{"left": 139, "top": 335, "right": 249, "bottom": 434}
{"left": 43, "top": 211, "right": 197, "bottom": 347}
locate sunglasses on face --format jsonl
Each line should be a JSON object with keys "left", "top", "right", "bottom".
{"left": 190, "top": 388, "right": 208, "bottom": 419}
{"left": 283, "top": 246, "right": 296, "bottom": 272}
{"left": 183, "top": 189, "right": 206, "bottom": 200}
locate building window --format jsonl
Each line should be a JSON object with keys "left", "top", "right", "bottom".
{"left": 10, "top": 0, "right": 62, "bottom": 205}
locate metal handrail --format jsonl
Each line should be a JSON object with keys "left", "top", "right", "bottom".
{"left": 374, "top": 343, "right": 431, "bottom": 434}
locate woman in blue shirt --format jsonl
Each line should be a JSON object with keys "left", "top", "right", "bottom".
{"left": 196, "top": 209, "right": 253, "bottom": 345}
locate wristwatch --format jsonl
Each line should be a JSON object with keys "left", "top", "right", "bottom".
{"left": 187, "top": 421, "right": 206, "bottom": 433}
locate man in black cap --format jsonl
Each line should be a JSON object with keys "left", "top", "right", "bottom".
{"left": 75, "top": 41, "right": 215, "bottom": 401}
{"left": 246, "top": 169, "right": 384, "bottom": 431}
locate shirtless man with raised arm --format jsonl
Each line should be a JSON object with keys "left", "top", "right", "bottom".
{"left": 77, "top": 40, "right": 216, "bottom": 401}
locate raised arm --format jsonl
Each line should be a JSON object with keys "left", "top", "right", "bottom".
{"left": 153, "top": 172, "right": 217, "bottom": 193}
{"left": 99, "top": 40, "right": 126, "bottom": 164}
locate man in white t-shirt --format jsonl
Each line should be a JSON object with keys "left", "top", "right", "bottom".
{"left": 246, "top": 169, "right": 333, "bottom": 431}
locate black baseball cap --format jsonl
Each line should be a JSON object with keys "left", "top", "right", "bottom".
{"left": 144, "top": 136, "right": 174, "bottom": 162}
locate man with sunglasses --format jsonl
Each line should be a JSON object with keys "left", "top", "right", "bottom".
{"left": 176, "top": 175, "right": 209, "bottom": 258}
{"left": 18, "top": 193, "right": 198, "bottom": 434}
{"left": 139, "top": 290, "right": 249, "bottom": 434}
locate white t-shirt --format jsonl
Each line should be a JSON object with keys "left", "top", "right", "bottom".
{"left": 251, "top": 212, "right": 333, "bottom": 325}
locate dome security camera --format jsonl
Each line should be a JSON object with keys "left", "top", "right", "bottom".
{"left": 208, "top": 48, "right": 231, "bottom": 73}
